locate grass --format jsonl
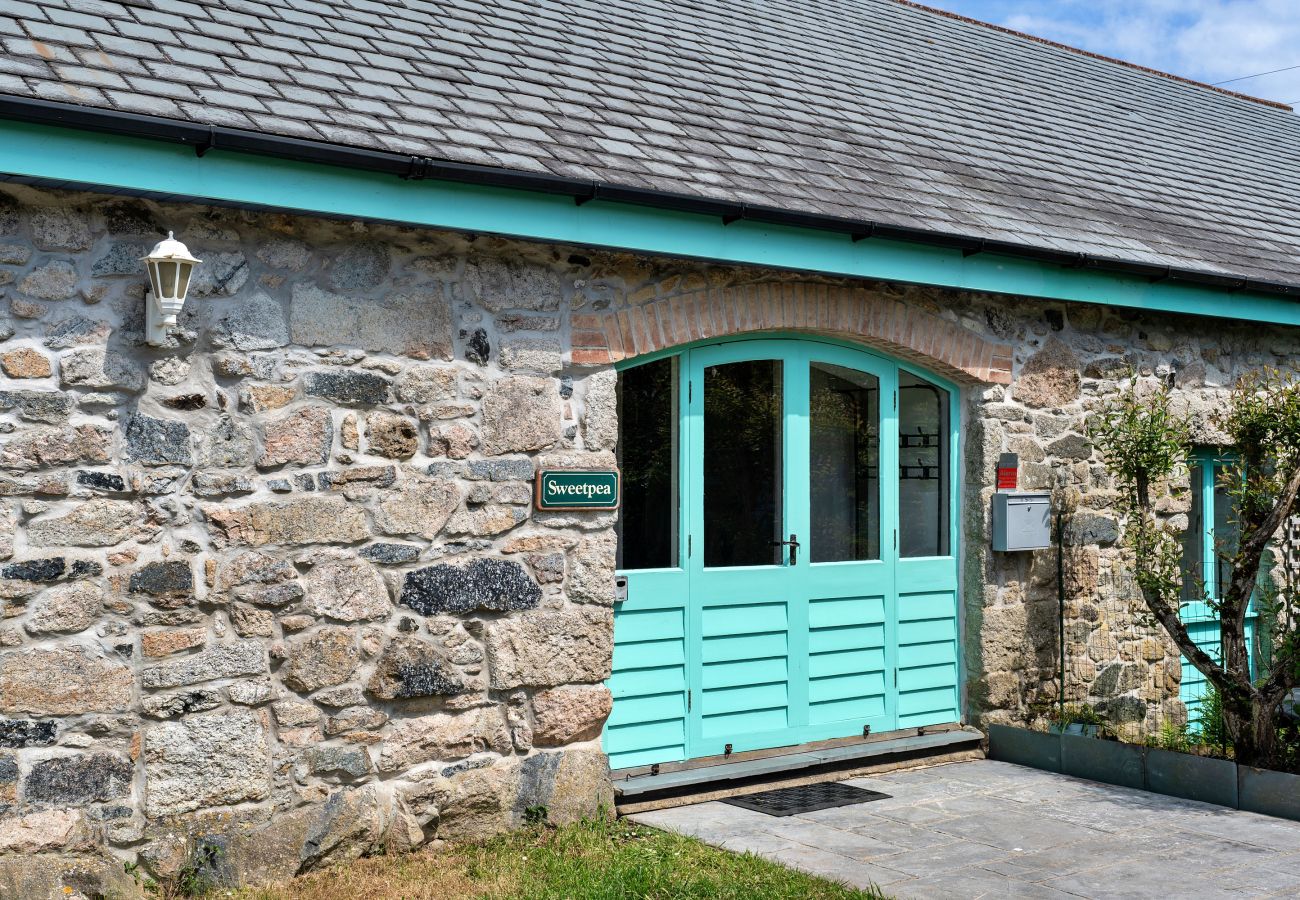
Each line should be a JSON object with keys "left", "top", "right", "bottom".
{"left": 214, "top": 816, "right": 888, "bottom": 900}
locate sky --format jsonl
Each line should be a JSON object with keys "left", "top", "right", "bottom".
{"left": 919, "top": 0, "right": 1300, "bottom": 107}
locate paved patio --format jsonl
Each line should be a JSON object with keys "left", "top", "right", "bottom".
{"left": 630, "top": 759, "right": 1300, "bottom": 898}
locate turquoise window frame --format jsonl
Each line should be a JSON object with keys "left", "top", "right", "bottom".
{"left": 611, "top": 334, "right": 962, "bottom": 570}
{"left": 1183, "top": 449, "right": 1234, "bottom": 606}
{"left": 1180, "top": 448, "right": 1256, "bottom": 729}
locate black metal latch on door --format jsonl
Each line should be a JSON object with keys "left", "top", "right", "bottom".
{"left": 772, "top": 533, "right": 800, "bottom": 565}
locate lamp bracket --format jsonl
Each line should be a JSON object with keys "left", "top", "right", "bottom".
{"left": 144, "top": 289, "right": 170, "bottom": 347}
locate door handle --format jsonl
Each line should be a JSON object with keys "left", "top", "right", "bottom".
{"left": 772, "top": 533, "right": 800, "bottom": 566}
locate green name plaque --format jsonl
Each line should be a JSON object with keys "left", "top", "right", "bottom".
{"left": 535, "top": 469, "right": 621, "bottom": 511}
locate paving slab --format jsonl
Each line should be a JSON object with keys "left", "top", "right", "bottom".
{"left": 764, "top": 843, "right": 916, "bottom": 889}
{"left": 713, "top": 831, "right": 801, "bottom": 856}
{"left": 629, "top": 759, "right": 1300, "bottom": 898}
{"left": 1042, "top": 857, "right": 1259, "bottom": 900}
{"left": 1180, "top": 811, "right": 1300, "bottom": 852}
{"left": 1217, "top": 864, "right": 1300, "bottom": 896}
{"left": 847, "top": 817, "right": 965, "bottom": 852}
{"left": 930, "top": 809, "right": 1101, "bottom": 853}
{"left": 863, "top": 800, "right": 964, "bottom": 826}
{"left": 978, "top": 832, "right": 1169, "bottom": 881}
{"left": 875, "top": 837, "right": 1009, "bottom": 878}
{"left": 900, "top": 865, "right": 1082, "bottom": 899}
{"left": 761, "top": 818, "right": 909, "bottom": 860}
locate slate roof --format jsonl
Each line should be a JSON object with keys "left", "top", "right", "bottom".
{"left": 3, "top": 0, "right": 1300, "bottom": 286}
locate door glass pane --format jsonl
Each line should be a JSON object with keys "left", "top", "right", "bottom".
{"left": 810, "top": 363, "right": 879, "bottom": 562}
{"left": 1181, "top": 462, "right": 1204, "bottom": 602}
{"left": 616, "top": 357, "right": 678, "bottom": 570}
{"left": 1213, "top": 463, "right": 1238, "bottom": 599}
{"left": 704, "top": 360, "right": 782, "bottom": 567}
{"left": 899, "top": 371, "right": 950, "bottom": 557}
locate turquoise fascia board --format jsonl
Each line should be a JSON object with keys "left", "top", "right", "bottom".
{"left": 3, "top": 118, "right": 1298, "bottom": 325}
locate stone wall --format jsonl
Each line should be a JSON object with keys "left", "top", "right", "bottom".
{"left": 0, "top": 185, "right": 627, "bottom": 896}
{"left": 960, "top": 298, "right": 1295, "bottom": 737}
{"left": 0, "top": 181, "right": 1292, "bottom": 894}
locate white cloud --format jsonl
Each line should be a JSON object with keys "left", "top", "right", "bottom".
{"left": 994, "top": 0, "right": 1300, "bottom": 105}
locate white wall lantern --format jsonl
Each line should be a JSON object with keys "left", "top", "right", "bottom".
{"left": 141, "top": 232, "right": 201, "bottom": 346}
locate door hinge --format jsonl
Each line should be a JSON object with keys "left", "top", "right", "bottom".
{"left": 894, "top": 667, "right": 898, "bottom": 687}
{"left": 689, "top": 380, "right": 693, "bottom": 402}
{"left": 893, "top": 529, "right": 897, "bottom": 551}
{"left": 893, "top": 390, "right": 897, "bottom": 410}
{"left": 687, "top": 689, "right": 692, "bottom": 711}
{"left": 688, "top": 534, "right": 692, "bottom": 558}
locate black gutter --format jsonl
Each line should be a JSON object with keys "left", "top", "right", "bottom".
{"left": 3, "top": 93, "right": 1297, "bottom": 300}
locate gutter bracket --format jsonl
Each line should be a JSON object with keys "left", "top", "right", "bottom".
{"left": 194, "top": 126, "right": 216, "bottom": 158}
{"left": 721, "top": 204, "right": 747, "bottom": 225}
{"left": 1148, "top": 266, "right": 1173, "bottom": 284}
{"left": 1062, "top": 252, "right": 1089, "bottom": 270}
{"left": 402, "top": 156, "right": 431, "bottom": 180}
{"left": 850, "top": 223, "right": 876, "bottom": 243}
{"left": 574, "top": 185, "right": 598, "bottom": 206}
{"left": 961, "top": 239, "right": 986, "bottom": 258}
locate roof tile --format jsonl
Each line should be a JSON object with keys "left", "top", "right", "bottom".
{"left": 23, "top": 18, "right": 95, "bottom": 46}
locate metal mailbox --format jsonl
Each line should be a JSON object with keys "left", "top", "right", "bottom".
{"left": 992, "top": 491, "right": 1052, "bottom": 551}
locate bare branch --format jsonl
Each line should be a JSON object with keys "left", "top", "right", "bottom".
{"left": 1260, "top": 660, "right": 1298, "bottom": 705}
{"left": 1142, "top": 580, "right": 1236, "bottom": 691}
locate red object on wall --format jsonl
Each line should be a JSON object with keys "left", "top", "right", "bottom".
{"left": 996, "top": 452, "right": 1018, "bottom": 491}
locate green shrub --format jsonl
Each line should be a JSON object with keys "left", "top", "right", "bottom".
{"left": 1049, "top": 703, "right": 1104, "bottom": 729}
{"left": 1195, "top": 684, "right": 1232, "bottom": 755}
{"left": 1147, "top": 721, "right": 1192, "bottom": 753}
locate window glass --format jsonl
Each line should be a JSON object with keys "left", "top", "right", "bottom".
{"left": 703, "top": 359, "right": 783, "bottom": 567}
{"left": 810, "top": 363, "right": 879, "bottom": 562}
{"left": 1213, "top": 464, "right": 1239, "bottom": 598}
{"left": 898, "top": 371, "right": 950, "bottom": 557}
{"left": 616, "top": 357, "right": 678, "bottom": 570}
{"left": 1179, "top": 456, "right": 1241, "bottom": 602}
{"left": 1181, "top": 462, "right": 1205, "bottom": 602}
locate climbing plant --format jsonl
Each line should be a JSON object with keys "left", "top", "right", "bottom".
{"left": 1092, "top": 372, "right": 1300, "bottom": 768}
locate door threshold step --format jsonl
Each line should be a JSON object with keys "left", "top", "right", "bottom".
{"left": 613, "top": 726, "right": 983, "bottom": 807}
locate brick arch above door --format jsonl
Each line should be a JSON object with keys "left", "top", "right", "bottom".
{"left": 570, "top": 282, "right": 1013, "bottom": 384}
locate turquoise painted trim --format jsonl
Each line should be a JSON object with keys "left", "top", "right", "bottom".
{"left": 899, "top": 357, "right": 964, "bottom": 722}
{"left": 604, "top": 354, "right": 690, "bottom": 770}
{"left": 3, "top": 119, "right": 1299, "bottom": 325}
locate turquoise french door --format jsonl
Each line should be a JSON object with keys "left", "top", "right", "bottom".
{"left": 605, "top": 338, "right": 960, "bottom": 770}
{"left": 687, "top": 341, "right": 897, "bottom": 757}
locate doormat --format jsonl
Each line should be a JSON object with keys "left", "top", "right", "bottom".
{"left": 720, "top": 782, "right": 891, "bottom": 817}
